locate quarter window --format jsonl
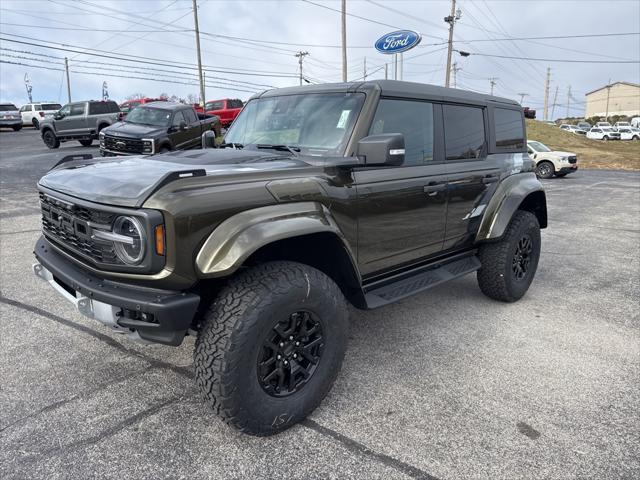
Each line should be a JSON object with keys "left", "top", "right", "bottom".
{"left": 369, "top": 99, "right": 434, "bottom": 166}
{"left": 494, "top": 108, "right": 524, "bottom": 149}
{"left": 443, "top": 105, "right": 485, "bottom": 160}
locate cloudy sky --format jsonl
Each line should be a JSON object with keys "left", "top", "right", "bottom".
{"left": 1, "top": 0, "right": 639, "bottom": 119}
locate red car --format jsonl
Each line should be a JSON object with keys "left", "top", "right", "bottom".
{"left": 119, "top": 97, "right": 166, "bottom": 115}
{"left": 204, "top": 98, "right": 244, "bottom": 128}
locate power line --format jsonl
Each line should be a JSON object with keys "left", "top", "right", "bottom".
{"left": 461, "top": 51, "right": 640, "bottom": 63}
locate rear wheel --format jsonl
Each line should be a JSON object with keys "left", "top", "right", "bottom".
{"left": 32, "top": 118, "right": 40, "bottom": 130}
{"left": 42, "top": 130, "right": 60, "bottom": 149}
{"left": 194, "top": 261, "right": 349, "bottom": 436}
{"left": 477, "top": 211, "right": 541, "bottom": 303}
{"left": 79, "top": 139, "right": 93, "bottom": 147}
{"left": 12, "top": 125, "right": 22, "bottom": 131}
{"left": 535, "top": 161, "right": 554, "bottom": 179}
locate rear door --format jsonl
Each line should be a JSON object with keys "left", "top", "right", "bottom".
{"left": 355, "top": 97, "right": 448, "bottom": 277}
{"left": 441, "top": 103, "right": 502, "bottom": 250}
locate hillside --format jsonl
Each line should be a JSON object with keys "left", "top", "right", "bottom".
{"left": 526, "top": 120, "right": 640, "bottom": 170}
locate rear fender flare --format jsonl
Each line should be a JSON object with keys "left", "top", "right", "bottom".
{"left": 476, "top": 172, "right": 547, "bottom": 241}
{"left": 195, "top": 202, "right": 358, "bottom": 279}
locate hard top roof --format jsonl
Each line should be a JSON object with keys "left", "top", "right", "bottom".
{"left": 136, "top": 101, "right": 192, "bottom": 110}
{"left": 256, "top": 80, "right": 519, "bottom": 107}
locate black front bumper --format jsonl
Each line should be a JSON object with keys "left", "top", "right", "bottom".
{"left": 559, "top": 166, "right": 578, "bottom": 174}
{"left": 34, "top": 236, "right": 200, "bottom": 345}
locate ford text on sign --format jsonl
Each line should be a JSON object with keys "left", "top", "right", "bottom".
{"left": 374, "top": 30, "right": 422, "bottom": 54}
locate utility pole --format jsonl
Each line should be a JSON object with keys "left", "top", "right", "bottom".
{"left": 192, "top": 0, "right": 206, "bottom": 107}
{"left": 566, "top": 85, "right": 571, "bottom": 117}
{"left": 543, "top": 67, "right": 550, "bottom": 120}
{"left": 517, "top": 92, "right": 528, "bottom": 105}
{"left": 394, "top": 54, "right": 398, "bottom": 80}
{"left": 605, "top": 78, "right": 612, "bottom": 122}
{"left": 341, "top": 0, "right": 347, "bottom": 82}
{"left": 64, "top": 57, "right": 71, "bottom": 103}
{"left": 489, "top": 77, "right": 498, "bottom": 96}
{"left": 451, "top": 62, "right": 461, "bottom": 88}
{"left": 384, "top": 63, "right": 388, "bottom": 80}
{"left": 444, "top": 0, "right": 457, "bottom": 87}
{"left": 400, "top": 53, "right": 403, "bottom": 80}
{"left": 551, "top": 85, "right": 559, "bottom": 120}
{"left": 295, "top": 51, "right": 309, "bottom": 85}
{"left": 363, "top": 57, "right": 367, "bottom": 81}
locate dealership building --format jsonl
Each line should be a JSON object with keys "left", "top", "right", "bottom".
{"left": 585, "top": 81, "right": 640, "bottom": 118}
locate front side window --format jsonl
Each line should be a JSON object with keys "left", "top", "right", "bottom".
{"left": 444, "top": 104, "right": 486, "bottom": 160}
{"left": 58, "top": 104, "right": 71, "bottom": 116}
{"left": 70, "top": 103, "right": 85, "bottom": 116}
{"left": 369, "top": 99, "right": 434, "bottom": 166}
{"left": 225, "top": 92, "right": 365, "bottom": 155}
{"left": 494, "top": 108, "right": 524, "bottom": 149}
{"left": 183, "top": 108, "right": 198, "bottom": 124}
{"left": 172, "top": 110, "right": 187, "bottom": 127}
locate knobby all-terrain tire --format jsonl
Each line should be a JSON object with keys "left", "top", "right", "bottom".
{"left": 42, "top": 129, "right": 60, "bottom": 149}
{"left": 194, "top": 261, "right": 349, "bottom": 436}
{"left": 477, "top": 210, "right": 541, "bottom": 303}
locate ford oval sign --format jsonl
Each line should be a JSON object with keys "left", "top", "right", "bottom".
{"left": 375, "top": 30, "right": 422, "bottom": 54}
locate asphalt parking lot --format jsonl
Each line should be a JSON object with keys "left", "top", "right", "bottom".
{"left": 1, "top": 128, "right": 639, "bottom": 480}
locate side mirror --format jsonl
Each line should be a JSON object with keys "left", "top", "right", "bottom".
{"left": 179, "top": 121, "right": 187, "bottom": 131}
{"left": 201, "top": 130, "right": 216, "bottom": 149}
{"left": 356, "top": 133, "right": 405, "bottom": 166}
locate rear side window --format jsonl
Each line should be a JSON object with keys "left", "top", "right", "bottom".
{"left": 89, "top": 102, "right": 119, "bottom": 115}
{"left": 443, "top": 104, "right": 485, "bottom": 160}
{"left": 494, "top": 108, "right": 524, "bottom": 149}
{"left": 42, "top": 103, "right": 61, "bottom": 110}
{"left": 369, "top": 99, "right": 434, "bottom": 166}
{"left": 229, "top": 99, "right": 243, "bottom": 108}
{"left": 70, "top": 103, "right": 85, "bottom": 115}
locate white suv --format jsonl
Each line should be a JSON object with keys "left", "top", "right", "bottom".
{"left": 19, "top": 102, "right": 62, "bottom": 130}
{"left": 527, "top": 140, "right": 578, "bottom": 179}
{"left": 586, "top": 127, "right": 621, "bottom": 141}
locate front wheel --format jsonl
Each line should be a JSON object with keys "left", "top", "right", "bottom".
{"left": 79, "top": 139, "right": 93, "bottom": 147}
{"left": 12, "top": 125, "right": 22, "bottom": 131}
{"left": 42, "top": 130, "right": 60, "bottom": 149}
{"left": 477, "top": 211, "right": 541, "bottom": 302}
{"left": 535, "top": 161, "right": 554, "bottom": 179}
{"left": 194, "top": 261, "right": 349, "bottom": 436}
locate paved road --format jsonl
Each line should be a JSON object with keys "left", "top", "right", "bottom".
{"left": 1, "top": 128, "right": 639, "bottom": 479}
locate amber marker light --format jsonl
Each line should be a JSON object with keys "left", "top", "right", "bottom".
{"left": 155, "top": 225, "right": 165, "bottom": 256}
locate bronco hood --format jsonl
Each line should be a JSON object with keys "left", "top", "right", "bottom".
{"left": 39, "top": 149, "right": 312, "bottom": 207}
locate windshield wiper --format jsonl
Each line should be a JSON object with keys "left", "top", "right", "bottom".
{"left": 218, "top": 142, "right": 244, "bottom": 149}
{"left": 256, "top": 144, "right": 300, "bottom": 156}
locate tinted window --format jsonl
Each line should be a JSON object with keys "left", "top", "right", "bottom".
{"left": 494, "top": 108, "right": 524, "bottom": 149}
{"left": 89, "top": 102, "right": 119, "bottom": 115}
{"left": 369, "top": 99, "right": 434, "bottom": 166}
{"left": 0, "top": 104, "right": 18, "bottom": 111}
{"left": 205, "top": 100, "right": 224, "bottom": 111}
{"left": 172, "top": 110, "right": 187, "bottom": 127}
{"left": 70, "top": 103, "right": 85, "bottom": 116}
{"left": 182, "top": 108, "right": 198, "bottom": 124}
{"left": 443, "top": 105, "right": 485, "bottom": 160}
{"left": 42, "top": 103, "right": 61, "bottom": 110}
{"left": 229, "top": 99, "right": 243, "bottom": 108}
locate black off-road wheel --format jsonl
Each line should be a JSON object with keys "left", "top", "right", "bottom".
{"left": 194, "top": 261, "right": 349, "bottom": 436}
{"left": 42, "top": 129, "right": 60, "bottom": 149}
{"left": 535, "top": 161, "right": 554, "bottom": 179}
{"left": 477, "top": 210, "right": 541, "bottom": 302}
{"left": 79, "top": 139, "right": 93, "bottom": 147}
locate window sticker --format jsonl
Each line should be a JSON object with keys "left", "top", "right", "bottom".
{"left": 336, "top": 110, "right": 351, "bottom": 129}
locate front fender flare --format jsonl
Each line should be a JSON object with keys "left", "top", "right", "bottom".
{"left": 476, "top": 172, "right": 546, "bottom": 241}
{"left": 195, "top": 202, "right": 356, "bottom": 278}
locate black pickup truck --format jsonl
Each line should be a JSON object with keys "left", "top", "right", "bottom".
{"left": 99, "top": 102, "right": 221, "bottom": 156}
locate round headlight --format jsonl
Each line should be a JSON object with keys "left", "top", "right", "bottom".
{"left": 112, "top": 216, "right": 146, "bottom": 265}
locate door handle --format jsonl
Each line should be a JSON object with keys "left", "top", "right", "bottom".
{"left": 424, "top": 183, "right": 446, "bottom": 196}
{"left": 482, "top": 175, "right": 498, "bottom": 185}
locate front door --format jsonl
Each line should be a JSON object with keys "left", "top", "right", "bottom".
{"left": 169, "top": 110, "right": 191, "bottom": 149}
{"left": 55, "top": 103, "right": 86, "bottom": 136}
{"left": 441, "top": 104, "right": 501, "bottom": 250}
{"left": 355, "top": 98, "right": 448, "bottom": 277}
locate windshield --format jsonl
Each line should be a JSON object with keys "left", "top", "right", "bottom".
{"left": 125, "top": 106, "right": 171, "bottom": 126}
{"left": 529, "top": 141, "right": 551, "bottom": 152}
{"left": 225, "top": 92, "right": 366, "bottom": 155}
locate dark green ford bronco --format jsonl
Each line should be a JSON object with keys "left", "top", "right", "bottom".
{"left": 33, "top": 80, "right": 546, "bottom": 436}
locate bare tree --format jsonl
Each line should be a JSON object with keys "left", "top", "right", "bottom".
{"left": 126, "top": 93, "right": 146, "bottom": 100}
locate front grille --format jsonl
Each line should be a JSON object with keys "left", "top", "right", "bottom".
{"left": 39, "top": 192, "right": 123, "bottom": 265}
{"left": 103, "top": 134, "right": 144, "bottom": 154}
{"left": 568, "top": 156, "right": 577, "bottom": 164}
